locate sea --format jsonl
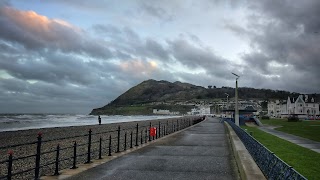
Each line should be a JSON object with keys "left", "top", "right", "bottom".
{"left": 0, "top": 114, "right": 181, "bottom": 132}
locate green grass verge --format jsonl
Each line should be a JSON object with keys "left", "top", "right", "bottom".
{"left": 243, "top": 126, "right": 320, "bottom": 180}
{"left": 261, "top": 119, "right": 320, "bottom": 142}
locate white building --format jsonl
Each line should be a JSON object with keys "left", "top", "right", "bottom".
{"left": 268, "top": 95, "right": 319, "bottom": 119}
{"left": 268, "top": 100, "right": 283, "bottom": 118}
{"left": 189, "top": 106, "right": 211, "bottom": 115}
{"left": 153, "top": 109, "right": 179, "bottom": 115}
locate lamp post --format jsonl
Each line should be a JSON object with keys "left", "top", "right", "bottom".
{"left": 224, "top": 93, "right": 229, "bottom": 110}
{"left": 232, "top": 73, "right": 240, "bottom": 126}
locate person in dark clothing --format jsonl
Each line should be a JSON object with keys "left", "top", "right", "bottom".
{"left": 98, "top": 115, "right": 101, "bottom": 125}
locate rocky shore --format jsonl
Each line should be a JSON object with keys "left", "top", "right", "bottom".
{"left": 0, "top": 116, "right": 201, "bottom": 179}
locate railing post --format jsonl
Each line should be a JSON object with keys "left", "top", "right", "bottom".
{"left": 158, "top": 122, "right": 161, "bottom": 138}
{"left": 124, "top": 132, "right": 127, "bottom": 151}
{"left": 149, "top": 122, "right": 152, "bottom": 141}
{"left": 163, "top": 126, "right": 166, "bottom": 136}
{"left": 117, "top": 126, "right": 121, "bottom": 153}
{"left": 71, "top": 141, "right": 77, "bottom": 169}
{"left": 99, "top": 137, "right": 102, "bottom": 159}
{"left": 135, "top": 123, "right": 139, "bottom": 146}
{"left": 166, "top": 121, "right": 169, "bottom": 135}
{"left": 108, "top": 135, "right": 112, "bottom": 156}
{"left": 7, "top": 150, "right": 13, "bottom": 180}
{"left": 35, "top": 132, "right": 42, "bottom": 180}
{"left": 145, "top": 129, "right": 147, "bottom": 143}
{"left": 172, "top": 121, "right": 174, "bottom": 133}
{"left": 141, "top": 130, "right": 143, "bottom": 144}
{"left": 177, "top": 119, "right": 179, "bottom": 130}
{"left": 130, "top": 131, "right": 133, "bottom": 148}
{"left": 85, "top": 129, "right": 92, "bottom": 163}
{"left": 54, "top": 144, "right": 60, "bottom": 176}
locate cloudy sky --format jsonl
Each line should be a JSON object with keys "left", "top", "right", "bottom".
{"left": 0, "top": 0, "right": 319, "bottom": 114}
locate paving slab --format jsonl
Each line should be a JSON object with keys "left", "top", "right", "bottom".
{"left": 65, "top": 117, "right": 239, "bottom": 180}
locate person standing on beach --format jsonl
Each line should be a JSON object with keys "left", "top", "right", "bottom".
{"left": 98, "top": 115, "right": 101, "bottom": 125}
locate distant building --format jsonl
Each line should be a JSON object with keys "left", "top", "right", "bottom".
{"left": 153, "top": 109, "right": 179, "bottom": 115}
{"left": 189, "top": 106, "right": 211, "bottom": 115}
{"left": 268, "top": 95, "right": 319, "bottom": 119}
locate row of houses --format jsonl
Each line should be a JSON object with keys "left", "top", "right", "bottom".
{"left": 268, "top": 95, "right": 320, "bottom": 119}
{"left": 153, "top": 106, "right": 211, "bottom": 116}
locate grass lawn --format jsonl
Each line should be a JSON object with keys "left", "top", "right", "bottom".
{"left": 243, "top": 126, "right": 320, "bottom": 180}
{"left": 261, "top": 118, "right": 320, "bottom": 142}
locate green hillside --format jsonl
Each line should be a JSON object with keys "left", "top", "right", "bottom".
{"left": 90, "top": 79, "right": 319, "bottom": 115}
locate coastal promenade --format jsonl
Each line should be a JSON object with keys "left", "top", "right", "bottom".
{"left": 66, "top": 117, "right": 239, "bottom": 180}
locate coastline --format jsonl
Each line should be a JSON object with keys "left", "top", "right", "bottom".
{"left": 0, "top": 116, "right": 196, "bottom": 179}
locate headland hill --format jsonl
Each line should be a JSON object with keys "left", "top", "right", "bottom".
{"left": 90, "top": 79, "right": 320, "bottom": 115}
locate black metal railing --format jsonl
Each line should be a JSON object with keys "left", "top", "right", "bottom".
{"left": 0, "top": 116, "right": 205, "bottom": 179}
{"left": 225, "top": 119, "right": 307, "bottom": 180}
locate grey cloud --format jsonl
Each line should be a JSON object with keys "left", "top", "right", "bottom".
{"left": 139, "top": 2, "right": 173, "bottom": 21}
{"left": 145, "top": 39, "right": 169, "bottom": 60}
{"left": 92, "top": 24, "right": 122, "bottom": 36}
{"left": 168, "top": 39, "right": 219, "bottom": 67}
{"left": 167, "top": 38, "right": 234, "bottom": 78}
{"left": 0, "top": 50, "right": 96, "bottom": 85}
{"left": 0, "top": 6, "right": 113, "bottom": 59}
{"left": 247, "top": 0, "right": 320, "bottom": 33}
{"left": 41, "top": 0, "right": 114, "bottom": 13}
{"left": 225, "top": 0, "right": 320, "bottom": 93}
{"left": 92, "top": 25, "right": 170, "bottom": 61}
{"left": 0, "top": 0, "right": 9, "bottom": 8}
{"left": 241, "top": 52, "right": 271, "bottom": 74}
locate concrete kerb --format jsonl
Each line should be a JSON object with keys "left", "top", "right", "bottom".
{"left": 41, "top": 118, "right": 206, "bottom": 180}
{"left": 224, "top": 122, "right": 266, "bottom": 180}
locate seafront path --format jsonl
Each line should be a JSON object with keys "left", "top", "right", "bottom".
{"left": 259, "top": 126, "right": 320, "bottom": 153}
{"left": 65, "top": 117, "right": 239, "bottom": 180}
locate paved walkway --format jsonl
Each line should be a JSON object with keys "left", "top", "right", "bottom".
{"left": 259, "top": 126, "right": 320, "bottom": 153}
{"left": 67, "top": 117, "right": 239, "bottom": 180}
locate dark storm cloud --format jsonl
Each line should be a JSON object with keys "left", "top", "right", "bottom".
{"left": 241, "top": 52, "right": 271, "bottom": 74}
{"left": 225, "top": 0, "right": 320, "bottom": 93}
{"left": 168, "top": 39, "right": 223, "bottom": 67}
{"left": 167, "top": 38, "right": 235, "bottom": 79}
{"left": 248, "top": 0, "right": 320, "bottom": 33}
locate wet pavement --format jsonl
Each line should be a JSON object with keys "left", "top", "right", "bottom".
{"left": 259, "top": 126, "right": 320, "bottom": 153}
{"left": 66, "top": 117, "right": 239, "bottom": 180}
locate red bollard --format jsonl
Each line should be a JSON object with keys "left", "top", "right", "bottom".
{"left": 150, "top": 127, "right": 156, "bottom": 137}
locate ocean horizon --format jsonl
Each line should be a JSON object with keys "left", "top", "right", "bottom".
{"left": 0, "top": 114, "right": 181, "bottom": 132}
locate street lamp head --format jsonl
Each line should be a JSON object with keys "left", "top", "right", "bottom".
{"left": 231, "top": 72, "right": 240, "bottom": 78}
{"left": 224, "top": 93, "right": 229, "bottom": 96}
{"left": 231, "top": 72, "right": 240, "bottom": 80}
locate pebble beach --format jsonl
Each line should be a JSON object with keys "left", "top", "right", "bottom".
{"left": 0, "top": 116, "right": 200, "bottom": 179}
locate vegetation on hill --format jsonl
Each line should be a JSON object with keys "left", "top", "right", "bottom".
{"left": 90, "top": 79, "right": 319, "bottom": 115}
